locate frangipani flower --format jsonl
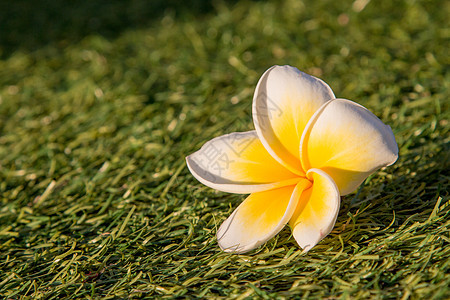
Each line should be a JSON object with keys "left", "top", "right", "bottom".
{"left": 186, "top": 65, "right": 398, "bottom": 253}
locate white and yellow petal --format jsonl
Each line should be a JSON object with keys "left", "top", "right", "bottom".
{"left": 186, "top": 131, "right": 299, "bottom": 194}
{"left": 300, "top": 99, "right": 398, "bottom": 195}
{"left": 217, "top": 179, "right": 312, "bottom": 253}
{"left": 289, "top": 169, "right": 340, "bottom": 252}
{"left": 252, "top": 65, "right": 335, "bottom": 175}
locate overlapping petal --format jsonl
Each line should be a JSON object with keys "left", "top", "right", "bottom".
{"left": 300, "top": 99, "right": 398, "bottom": 195}
{"left": 186, "top": 131, "right": 299, "bottom": 194}
{"left": 217, "top": 179, "right": 312, "bottom": 253}
{"left": 289, "top": 169, "right": 340, "bottom": 252}
{"left": 252, "top": 65, "right": 335, "bottom": 175}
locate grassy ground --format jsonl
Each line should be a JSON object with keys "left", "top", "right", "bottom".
{"left": 0, "top": 0, "right": 449, "bottom": 298}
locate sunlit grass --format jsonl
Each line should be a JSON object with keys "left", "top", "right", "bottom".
{"left": 0, "top": 0, "right": 448, "bottom": 298}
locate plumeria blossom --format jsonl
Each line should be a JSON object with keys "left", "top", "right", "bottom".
{"left": 186, "top": 65, "right": 398, "bottom": 253}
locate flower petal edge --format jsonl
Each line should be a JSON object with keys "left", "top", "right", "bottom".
{"left": 186, "top": 131, "right": 299, "bottom": 194}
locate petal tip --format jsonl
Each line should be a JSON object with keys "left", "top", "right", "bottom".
{"left": 217, "top": 228, "right": 258, "bottom": 254}
{"left": 185, "top": 154, "right": 192, "bottom": 166}
{"left": 383, "top": 125, "right": 399, "bottom": 166}
{"left": 387, "top": 149, "right": 399, "bottom": 166}
{"left": 300, "top": 243, "right": 314, "bottom": 253}
{"left": 218, "top": 242, "right": 252, "bottom": 254}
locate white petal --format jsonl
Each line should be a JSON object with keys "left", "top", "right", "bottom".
{"left": 300, "top": 99, "right": 398, "bottom": 195}
{"left": 186, "top": 131, "right": 299, "bottom": 194}
{"left": 252, "top": 65, "right": 335, "bottom": 175}
{"left": 289, "top": 169, "right": 340, "bottom": 252}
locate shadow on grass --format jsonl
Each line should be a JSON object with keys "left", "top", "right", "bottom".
{"left": 345, "top": 140, "right": 449, "bottom": 230}
{"left": 0, "top": 0, "right": 239, "bottom": 59}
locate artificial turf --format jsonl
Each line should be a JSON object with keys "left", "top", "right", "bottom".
{"left": 0, "top": 0, "right": 449, "bottom": 298}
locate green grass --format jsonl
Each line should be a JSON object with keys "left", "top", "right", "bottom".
{"left": 0, "top": 0, "right": 449, "bottom": 298}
